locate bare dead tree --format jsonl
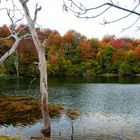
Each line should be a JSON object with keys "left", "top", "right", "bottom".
{"left": 63, "top": 0, "right": 140, "bottom": 31}
{"left": 0, "top": 0, "right": 51, "bottom": 137}
{"left": 0, "top": 1, "right": 25, "bottom": 76}
{"left": 0, "top": 9, "right": 28, "bottom": 64}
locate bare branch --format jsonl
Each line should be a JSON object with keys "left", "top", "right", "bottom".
{"left": 0, "top": 1, "right": 24, "bottom": 35}
{"left": 63, "top": 0, "right": 68, "bottom": 12}
{"left": 69, "top": 0, "right": 86, "bottom": 11}
{"left": 25, "top": 0, "right": 29, "bottom": 3}
{"left": 27, "top": 76, "right": 37, "bottom": 95}
{"left": 14, "top": 15, "right": 24, "bottom": 27}
{"left": 11, "top": 0, "right": 24, "bottom": 24}
{"left": 76, "top": 6, "right": 111, "bottom": 19}
{"left": 0, "top": 0, "right": 27, "bottom": 64}
{"left": 6, "top": 8, "right": 16, "bottom": 32}
{"left": 22, "top": 33, "right": 32, "bottom": 39}
{"left": 11, "top": 0, "right": 24, "bottom": 16}
{"left": 64, "top": 1, "right": 140, "bottom": 17}
{"left": 64, "top": 0, "right": 140, "bottom": 31}
{"left": 0, "top": 31, "right": 31, "bottom": 64}
{"left": 135, "top": 26, "right": 140, "bottom": 32}
{"left": 101, "top": 3, "right": 140, "bottom": 24}
{"left": 0, "top": 7, "right": 7, "bottom": 11}
{"left": 34, "top": 3, "right": 42, "bottom": 22}
{"left": 122, "top": 16, "right": 140, "bottom": 32}
{"left": 0, "top": 37, "right": 21, "bottom": 64}
{"left": 86, "top": 2, "right": 140, "bottom": 16}
{"left": 16, "top": 25, "right": 28, "bottom": 36}
{"left": 109, "top": 0, "right": 113, "bottom": 4}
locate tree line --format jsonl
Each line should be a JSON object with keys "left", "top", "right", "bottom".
{"left": 0, "top": 24, "right": 140, "bottom": 77}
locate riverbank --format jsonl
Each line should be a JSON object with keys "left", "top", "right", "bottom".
{"left": 1, "top": 72, "right": 140, "bottom": 79}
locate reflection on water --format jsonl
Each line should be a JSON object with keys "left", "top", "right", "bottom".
{"left": 1, "top": 113, "right": 140, "bottom": 140}
{"left": 0, "top": 77, "right": 140, "bottom": 140}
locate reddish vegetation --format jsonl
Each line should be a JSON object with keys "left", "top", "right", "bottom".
{"left": 0, "top": 24, "right": 140, "bottom": 76}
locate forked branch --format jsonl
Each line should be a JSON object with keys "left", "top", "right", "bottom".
{"left": 34, "top": 3, "right": 42, "bottom": 22}
{"left": 64, "top": 0, "right": 140, "bottom": 17}
{"left": 64, "top": 0, "right": 140, "bottom": 30}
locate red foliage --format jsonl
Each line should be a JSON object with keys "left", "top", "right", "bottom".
{"left": 112, "top": 39, "right": 125, "bottom": 49}
{"left": 79, "top": 41, "right": 94, "bottom": 60}
{"left": 111, "top": 38, "right": 136, "bottom": 50}
{"left": 17, "top": 39, "right": 38, "bottom": 63}
{"left": 50, "top": 55, "right": 57, "bottom": 63}
{"left": 48, "top": 31, "right": 62, "bottom": 46}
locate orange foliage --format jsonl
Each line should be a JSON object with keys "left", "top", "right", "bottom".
{"left": 50, "top": 55, "right": 57, "bottom": 63}
{"left": 134, "top": 46, "right": 140, "bottom": 58}
{"left": 63, "top": 31, "right": 74, "bottom": 42}
{"left": 17, "top": 39, "right": 38, "bottom": 63}
{"left": 48, "top": 31, "right": 62, "bottom": 46}
{"left": 0, "top": 24, "right": 10, "bottom": 38}
{"left": 79, "top": 41, "right": 94, "bottom": 60}
{"left": 3, "top": 40, "right": 13, "bottom": 47}
{"left": 102, "top": 35, "right": 115, "bottom": 44}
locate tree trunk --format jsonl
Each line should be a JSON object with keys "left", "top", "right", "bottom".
{"left": 14, "top": 50, "right": 19, "bottom": 77}
{"left": 18, "top": 0, "right": 51, "bottom": 136}
{"left": 31, "top": 29, "right": 51, "bottom": 136}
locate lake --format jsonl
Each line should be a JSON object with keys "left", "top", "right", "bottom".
{"left": 0, "top": 76, "right": 140, "bottom": 140}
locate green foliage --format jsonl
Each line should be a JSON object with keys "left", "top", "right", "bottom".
{"left": 0, "top": 64, "right": 6, "bottom": 74}
{"left": 4, "top": 55, "right": 16, "bottom": 75}
{"left": 0, "top": 24, "right": 140, "bottom": 77}
{"left": 64, "top": 64, "right": 79, "bottom": 76}
{"left": 101, "top": 46, "right": 114, "bottom": 72}
{"left": 20, "top": 63, "right": 39, "bottom": 77}
{"left": 3, "top": 53, "right": 39, "bottom": 77}
{"left": 119, "top": 61, "right": 132, "bottom": 75}
{"left": 47, "top": 63, "right": 61, "bottom": 76}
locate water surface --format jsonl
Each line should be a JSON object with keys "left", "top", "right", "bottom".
{"left": 0, "top": 76, "right": 140, "bottom": 140}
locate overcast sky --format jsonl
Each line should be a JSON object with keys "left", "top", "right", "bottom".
{"left": 0, "top": 0, "right": 140, "bottom": 39}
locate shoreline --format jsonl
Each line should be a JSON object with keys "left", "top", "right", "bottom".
{"left": 0, "top": 73, "right": 140, "bottom": 79}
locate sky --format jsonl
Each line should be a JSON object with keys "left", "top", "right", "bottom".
{"left": 1, "top": 0, "right": 140, "bottom": 39}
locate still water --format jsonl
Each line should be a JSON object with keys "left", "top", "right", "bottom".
{"left": 0, "top": 76, "right": 140, "bottom": 140}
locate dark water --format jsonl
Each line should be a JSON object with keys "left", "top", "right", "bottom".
{"left": 0, "top": 76, "right": 140, "bottom": 140}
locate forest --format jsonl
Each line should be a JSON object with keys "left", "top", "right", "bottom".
{"left": 0, "top": 24, "right": 140, "bottom": 77}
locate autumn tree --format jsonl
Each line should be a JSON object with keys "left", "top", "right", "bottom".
{"left": 64, "top": 0, "right": 140, "bottom": 74}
